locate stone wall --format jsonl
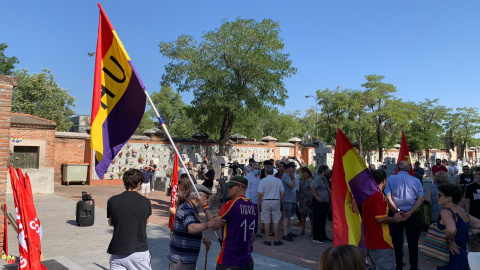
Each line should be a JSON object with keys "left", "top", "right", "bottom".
{"left": 0, "top": 74, "right": 16, "bottom": 253}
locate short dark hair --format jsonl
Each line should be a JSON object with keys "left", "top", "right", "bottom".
{"left": 437, "top": 184, "right": 463, "bottom": 204}
{"left": 263, "top": 160, "right": 272, "bottom": 166}
{"left": 123, "top": 169, "right": 143, "bottom": 190}
{"left": 318, "top": 165, "right": 329, "bottom": 174}
{"left": 371, "top": 169, "right": 386, "bottom": 185}
{"left": 249, "top": 158, "right": 255, "bottom": 163}
{"left": 279, "top": 162, "right": 286, "bottom": 168}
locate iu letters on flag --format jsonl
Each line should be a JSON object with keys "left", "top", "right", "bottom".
{"left": 331, "top": 129, "right": 379, "bottom": 247}
{"left": 90, "top": 3, "right": 146, "bottom": 179}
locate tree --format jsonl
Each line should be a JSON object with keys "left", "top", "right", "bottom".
{"left": 447, "top": 107, "right": 480, "bottom": 160}
{"left": 0, "top": 43, "right": 19, "bottom": 75}
{"left": 13, "top": 69, "right": 76, "bottom": 131}
{"left": 406, "top": 99, "right": 449, "bottom": 159}
{"left": 148, "top": 85, "right": 197, "bottom": 137}
{"left": 362, "top": 75, "right": 413, "bottom": 162}
{"left": 258, "top": 108, "right": 306, "bottom": 142}
{"left": 316, "top": 87, "right": 350, "bottom": 144}
{"left": 160, "top": 18, "right": 296, "bottom": 155}
{"left": 134, "top": 113, "right": 155, "bottom": 135}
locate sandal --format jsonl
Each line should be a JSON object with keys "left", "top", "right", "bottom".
{"left": 263, "top": 241, "right": 272, "bottom": 246}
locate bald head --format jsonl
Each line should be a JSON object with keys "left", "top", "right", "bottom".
{"left": 398, "top": 160, "right": 410, "bottom": 172}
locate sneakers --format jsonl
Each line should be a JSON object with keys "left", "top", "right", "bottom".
{"left": 313, "top": 239, "right": 326, "bottom": 244}
{"left": 281, "top": 235, "right": 294, "bottom": 242}
{"left": 274, "top": 241, "right": 284, "bottom": 246}
{"left": 263, "top": 241, "right": 272, "bottom": 246}
{"left": 288, "top": 232, "right": 298, "bottom": 238}
{"left": 320, "top": 236, "right": 332, "bottom": 242}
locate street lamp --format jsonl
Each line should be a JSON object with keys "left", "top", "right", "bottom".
{"left": 305, "top": 95, "right": 319, "bottom": 140}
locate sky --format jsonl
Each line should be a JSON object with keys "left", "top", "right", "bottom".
{"left": 2, "top": 1, "right": 479, "bottom": 117}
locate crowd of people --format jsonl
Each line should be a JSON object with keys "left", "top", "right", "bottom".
{"left": 104, "top": 156, "right": 480, "bottom": 270}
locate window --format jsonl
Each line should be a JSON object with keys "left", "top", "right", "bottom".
{"left": 12, "top": 146, "right": 39, "bottom": 169}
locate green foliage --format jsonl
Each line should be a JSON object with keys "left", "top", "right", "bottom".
{"left": 0, "top": 43, "right": 19, "bottom": 75}
{"left": 160, "top": 18, "right": 296, "bottom": 154}
{"left": 13, "top": 69, "right": 75, "bottom": 131}
{"left": 447, "top": 107, "right": 480, "bottom": 160}
{"left": 148, "top": 85, "right": 196, "bottom": 137}
{"left": 134, "top": 113, "right": 155, "bottom": 135}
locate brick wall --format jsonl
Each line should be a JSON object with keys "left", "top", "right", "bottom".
{"left": 10, "top": 127, "right": 56, "bottom": 167}
{"left": 53, "top": 138, "right": 86, "bottom": 184}
{"left": 0, "top": 74, "right": 17, "bottom": 253}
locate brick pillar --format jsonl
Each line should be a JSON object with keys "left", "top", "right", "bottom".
{"left": 0, "top": 74, "right": 17, "bottom": 253}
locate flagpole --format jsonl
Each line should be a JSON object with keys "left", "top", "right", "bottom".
{"left": 142, "top": 90, "right": 223, "bottom": 247}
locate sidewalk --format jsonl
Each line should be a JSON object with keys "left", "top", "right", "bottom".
{"left": 1, "top": 184, "right": 435, "bottom": 269}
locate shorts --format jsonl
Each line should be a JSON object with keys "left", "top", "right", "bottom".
{"left": 261, "top": 200, "right": 281, "bottom": 224}
{"left": 366, "top": 248, "right": 396, "bottom": 270}
{"left": 140, "top": 183, "right": 150, "bottom": 194}
{"left": 110, "top": 250, "right": 151, "bottom": 270}
{"left": 282, "top": 202, "right": 295, "bottom": 218}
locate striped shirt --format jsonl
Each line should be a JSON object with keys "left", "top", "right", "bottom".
{"left": 168, "top": 200, "right": 202, "bottom": 264}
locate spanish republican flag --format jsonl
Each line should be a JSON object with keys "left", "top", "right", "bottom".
{"left": 169, "top": 151, "right": 179, "bottom": 231}
{"left": 331, "top": 129, "right": 379, "bottom": 247}
{"left": 91, "top": 3, "right": 146, "bottom": 179}
{"left": 395, "top": 131, "right": 414, "bottom": 176}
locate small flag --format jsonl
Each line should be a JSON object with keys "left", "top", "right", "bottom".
{"left": 331, "top": 129, "right": 379, "bottom": 247}
{"left": 90, "top": 3, "right": 146, "bottom": 179}
{"left": 395, "top": 131, "right": 414, "bottom": 175}
{"left": 168, "top": 151, "right": 179, "bottom": 231}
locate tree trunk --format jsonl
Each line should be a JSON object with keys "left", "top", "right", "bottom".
{"left": 218, "top": 108, "right": 235, "bottom": 156}
{"left": 358, "top": 130, "right": 364, "bottom": 158}
{"left": 376, "top": 123, "right": 383, "bottom": 162}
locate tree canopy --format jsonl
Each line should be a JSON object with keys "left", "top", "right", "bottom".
{"left": 13, "top": 69, "right": 76, "bottom": 131}
{"left": 160, "top": 18, "right": 296, "bottom": 155}
{"left": 0, "top": 43, "right": 19, "bottom": 75}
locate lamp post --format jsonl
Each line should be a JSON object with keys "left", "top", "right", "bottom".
{"left": 305, "top": 95, "right": 318, "bottom": 140}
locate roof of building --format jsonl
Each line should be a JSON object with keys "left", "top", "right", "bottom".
{"left": 10, "top": 113, "right": 57, "bottom": 128}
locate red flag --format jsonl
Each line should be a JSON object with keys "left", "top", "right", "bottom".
{"left": 9, "top": 166, "right": 29, "bottom": 269}
{"left": 3, "top": 204, "right": 7, "bottom": 256}
{"left": 168, "top": 151, "right": 179, "bottom": 231}
{"left": 395, "top": 131, "right": 414, "bottom": 176}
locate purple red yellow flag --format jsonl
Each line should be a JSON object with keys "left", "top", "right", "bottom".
{"left": 395, "top": 131, "right": 414, "bottom": 175}
{"left": 331, "top": 129, "right": 379, "bottom": 247}
{"left": 90, "top": 3, "right": 146, "bottom": 179}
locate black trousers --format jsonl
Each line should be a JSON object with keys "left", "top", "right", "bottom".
{"left": 391, "top": 212, "right": 421, "bottom": 270}
{"left": 312, "top": 200, "right": 328, "bottom": 240}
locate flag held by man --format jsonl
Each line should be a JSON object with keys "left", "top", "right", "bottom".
{"left": 331, "top": 129, "right": 379, "bottom": 247}
{"left": 168, "top": 150, "right": 179, "bottom": 231}
{"left": 90, "top": 3, "right": 147, "bottom": 179}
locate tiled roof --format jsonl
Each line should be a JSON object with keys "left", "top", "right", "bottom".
{"left": 10, "top": 113, "right": 57, "bottom": 128}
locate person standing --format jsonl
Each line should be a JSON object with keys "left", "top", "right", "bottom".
{"left": 141, "top": 166, "right": 152, "bottom": 198}
{"left": 362, "top": 169, "right": 404, "bottom": 270}
{"left": 168, "top": 185, "right": 224, "bottom": 269}
{"left": 107, "top": 169, "right": 152, "bottom": 269}
{"left": 412, "top": 161, "right": 424, "bottom": 184}
{"left": 258, "top": 165, "right": 285, "bottom": 246}
{"left": 244, "top": 158, "right": 255, "bottom": 175}
{"left": 449, "top": 161, "right": 459, "bottom": 185}
{"left": 464, "top": 167, "right": 480, "bottom": 252}
{"left": 457, "top": 165, "right": 474, "bottom": 192}
{"left": 298, "top": 167, "right": 314, "bottom": 236}
{"left": 281, "top": 163, "right": 297, "bottom": 242}
{"left": 148, "top": 160, "right": 157, "bottom": 191}
{"left": 385, "top": 160, "right": 424, "bottom": 270}
{"left": 310, "top": 165, "right": 332, "bottom": 243}
{"left": 215, "top": 176, "right": 258, "bottom": 270}
{"left": 245, "top": 163, "right": 261, "bottom": 207}
{"left": 202, "top": 164, "right": 215, "bottom": 190}
{"left": 432, "top": 158, "right": 448, "bottom": 176}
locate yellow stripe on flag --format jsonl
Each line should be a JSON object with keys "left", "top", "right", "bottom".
{"left": 342, "top": 148, "right": 368, "bottom": 182}
{"left": 344, "top": 190, "right": 362, "bottom": 246}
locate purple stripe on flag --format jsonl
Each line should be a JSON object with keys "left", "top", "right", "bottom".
{"left": 348, "top": 169, "right": 379, "bottom": 205}
{"left": 95, "top": 66, "right": 146, "bottom": 178}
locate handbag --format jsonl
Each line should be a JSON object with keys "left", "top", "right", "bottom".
{"left": 420, "top": 208, "right": 456, "bottom": 267}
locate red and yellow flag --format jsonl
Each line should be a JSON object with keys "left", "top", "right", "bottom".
{"left": 168, "top": 151, "right": 179, "bottom": 231}
{"left": 91, "top": 3, "right": 146, "bottom": 179}
{"left": 395, "top": 131, "right": 414, "bottom": 175}
{"left": 331, "top": 129, "right": 379, "bottom": 247}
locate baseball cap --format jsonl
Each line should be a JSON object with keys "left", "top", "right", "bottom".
{"left": 225, "top": 176, "right": 248, "bottom": 188}
{"left": 194, "top": 184, "right": 212, "bottom": 195}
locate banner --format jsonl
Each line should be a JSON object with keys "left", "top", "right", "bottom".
{"left": 395, "top": 131, "right": 414, "bottom": 175}
{"left": 90, "top": 3, "right": 147, "bottom": 179}
{"left": 168, "top": 151, "right": 179, "bottom": 231}
{"left": 331, "top": 129, "right": 379, "bottom": 247}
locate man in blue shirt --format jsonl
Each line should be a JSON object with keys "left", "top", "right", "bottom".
{"left": 385, "top": 160, "right": 424, "bottom": 270}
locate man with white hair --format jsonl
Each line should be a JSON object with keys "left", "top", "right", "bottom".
{"left": 385, "top": 160, "right": 424, "bottom": 270}
{"left": 168, "top": 184, "right": 225, "bottom": 269}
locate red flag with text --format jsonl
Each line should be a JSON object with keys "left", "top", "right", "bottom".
{"left": 168, "top": 151, "right": 179, "bottom": 231}
{"left": 395, "top": 131, "right": 414, "bottom": 176}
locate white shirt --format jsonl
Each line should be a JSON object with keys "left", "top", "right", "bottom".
{"left": 258, "top": 175, "right": 284, "bottom": 200}
{"left": 245, "top": 172, "right": 260, "bottom": 204}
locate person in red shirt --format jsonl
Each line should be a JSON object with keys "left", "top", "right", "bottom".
{"left": 432, "top": 158, "right": 448, "bottom": 176}
{"left": 362, "top": 169, "right": 404, "bottom": 270}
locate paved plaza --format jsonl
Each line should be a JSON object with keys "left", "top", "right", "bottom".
{"left": 1, "top": 185, "right": 435, "bottom": 269}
